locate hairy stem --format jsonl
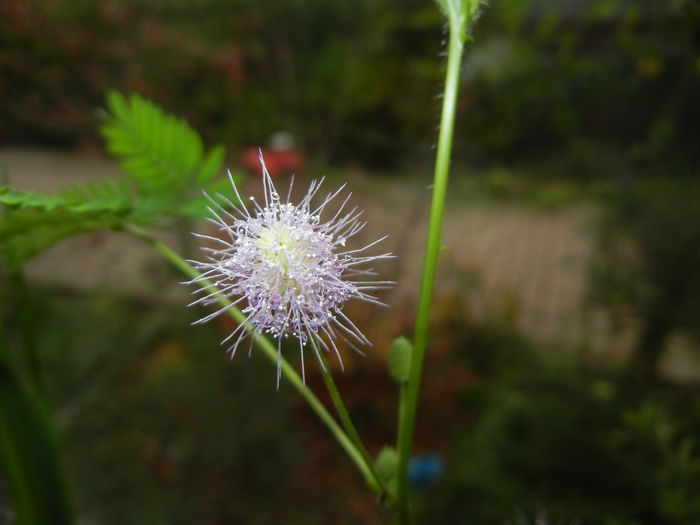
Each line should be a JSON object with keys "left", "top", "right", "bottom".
{"left": 316, "top": 351, "right": 391, "bottom": 502}
{"left": 127, "top": 225, "right": 385, "bottom": 499}
{"left": 395, "top": 14, "right": 466, "bottom": 524}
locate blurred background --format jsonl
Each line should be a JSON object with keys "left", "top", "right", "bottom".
{"left": 1, "top": 0, "right": 700, "bottom": 523}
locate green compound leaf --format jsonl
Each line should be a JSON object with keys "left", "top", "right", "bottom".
{"left": 0, "top": 186, "right": 133, "bottom": 269}
{"left": 0, "top": 358, "right": 74, "bottom": 525}
{"left": 388, "top": 337, "right": 413, "bottom": 384}
{"left": 0, "top": 187, "right": 65, "bottom": 211}
{"left": 57, "top": 180, "right": 132, "bottom": 208}
{"left": 0, "top": 92, "right": 235, "bottom": 268}
{"left": 180, "top": 169, "right": 245, "bottom": 220}
{"left": 100, "top": 91, "right": 227, "bottom": 213}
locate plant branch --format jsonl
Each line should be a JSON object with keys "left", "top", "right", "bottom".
{"left": 316, "top": 350, "right": 391, "bottom": 503}
{"left": 396, "top": 2, "right": 473, "bottom": 521}
{"left": 126, "top": 224, "right": 385, "bottom": 499}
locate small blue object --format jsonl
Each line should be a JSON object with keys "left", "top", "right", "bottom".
{"left": 408, "top": 453, "right": 444, "bottom": 488}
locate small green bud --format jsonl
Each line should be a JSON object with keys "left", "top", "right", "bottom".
{"left": 388, "top": 337, "right": 412, "bottom": 383}
{"left": 375, "top": 446, "right": 399, "bottom": 484}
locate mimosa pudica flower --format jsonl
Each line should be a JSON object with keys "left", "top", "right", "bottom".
{"left": 186, "top": 154, "right": 393, "bottom": 385}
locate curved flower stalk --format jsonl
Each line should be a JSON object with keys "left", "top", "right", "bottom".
{"left": 185, "top": 154, "right": 393, "bottom": 385}
{"left": 128, "top": 225, "right": 389, "bottom": 500}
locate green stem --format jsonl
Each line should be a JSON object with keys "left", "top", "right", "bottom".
{"left": 10, "top": 270, "right": 46, "bottom": 400}
{"left": 395, "top": 20, "right": 466, "bottom": 524}
{"left": 126, "top": 225, "right": 383, "bottom": 498}
{"left": 396, "top": 381, "right": 407, "bottom": 450}
{"left": 316, "top": 351, "right": 390, "bottom": 502}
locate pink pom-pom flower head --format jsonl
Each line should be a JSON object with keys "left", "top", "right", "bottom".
{"left": 186, "top": 154, "right": 393, "bottom": 385}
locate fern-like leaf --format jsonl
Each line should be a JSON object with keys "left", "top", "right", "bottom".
{"left": 0, "top": 187, "right": 133, "bottom": 269}
{"left": 0, "top": 92, "right": 235, "bottom": 268}
{"left": 100, "top": 91, "right": 226, "bottom": 209}
{"left": 57, "top": 180, "right": 132, "bottom": 208}
{"left": 180, "top": 169, "right": 245, "bottom": 219}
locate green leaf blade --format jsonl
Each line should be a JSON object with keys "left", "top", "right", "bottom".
{"left": 197, "top": 145, "right": 226, "bottom": 185}
{"left": 0, "top": 359, "right": 75, "bottom": 525}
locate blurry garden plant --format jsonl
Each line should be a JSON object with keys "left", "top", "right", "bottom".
{"left": 0, "top": 0, "right": 483, "bottom": 523}
{"left": 442, "top": 352, "right": 700, "bottom": 524}
{"left": 592, "top": 178, "right": 700, "bottom": 381}
{"left": 0, "top": 91, "right": 234, "bottom": 524}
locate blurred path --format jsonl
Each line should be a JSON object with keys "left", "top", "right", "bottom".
{"left": 3, "top": 148, "right": 698, "bottom": 380}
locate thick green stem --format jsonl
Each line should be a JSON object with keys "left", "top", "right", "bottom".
{"left": 316, "top": 351, "right": 390, "bottom": 502}
{"left": 126, "top": 225, "right": 383, "bottom": 498}
{"left": 395, "top": 23, "right": 466, "bottom": 524}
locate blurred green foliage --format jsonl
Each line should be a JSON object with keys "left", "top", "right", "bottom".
{"left": 462, "top": 0, "right": 700, "bottom": 170}
{"left": 1, "top": 0, "right": 697, "bottom": 168}
{"left": 415, "top": 323, "right": 700, "bottom": 524}
{"left": 591, "top": 178, "right": 700, "bottom": 379}
{"left": 0, "top": 358, "right": 74, "bottom": 525}
{"left": 0, "top": 185, "right": 131, "bottom": 269}
{"left": 5, "top": 279, "right": 700, "bottom": 523}
{"left": 0, "top": 91, "right": 234, "bottom": 269}
{"left": 1, "top": 286, "right": 304, "bottom": 524}
{"left": 0, "top": 91, "right": 241, "bottom": 521}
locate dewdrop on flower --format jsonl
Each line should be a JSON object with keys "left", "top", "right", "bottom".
{"left": 185, "top": 153, "right": 393, "bottom": 385}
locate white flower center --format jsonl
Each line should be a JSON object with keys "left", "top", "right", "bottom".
{"left": 256, "top": 222, "right": 313, "bottom": 294}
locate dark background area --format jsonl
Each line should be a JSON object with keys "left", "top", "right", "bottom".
{"left": 2, "top": 0, "right": 698, "bottom": 171}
